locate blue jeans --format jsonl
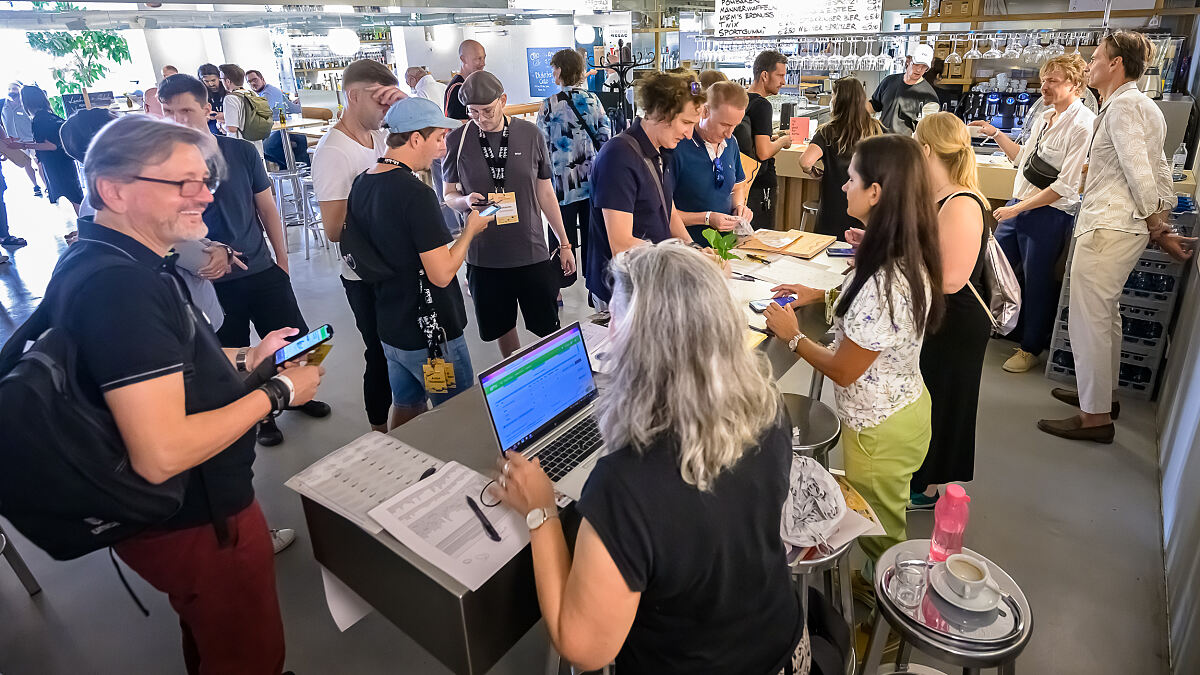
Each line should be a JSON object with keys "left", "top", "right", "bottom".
{"left": 264, "top": 131, "right": 310, "bottom": 168}
{"left": 381, "top": 335, "right": 474, "bottom": 408}
{"left": 993, "top": 200, "right": 1075, "bottom": 354}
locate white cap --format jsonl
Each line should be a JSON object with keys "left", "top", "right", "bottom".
{"left": 912, "top": 44, "right": 935, "bottom": 67}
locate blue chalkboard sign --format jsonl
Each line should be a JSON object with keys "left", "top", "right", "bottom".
{"left": 527, "top": 47, "right": 569, "bottom": 98}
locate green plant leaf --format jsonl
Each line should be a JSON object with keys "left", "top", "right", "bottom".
{"left": 702, "top": 228, "right": 720, "bottom": 247}
{"left": 721, "top": 232, "right": 738, "bottom": 249}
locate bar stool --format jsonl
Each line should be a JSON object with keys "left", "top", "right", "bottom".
{"left": 859, "top": 540, "right": 1033, "bottom": 675}
{"left": 782, "top": 392, "right": 840, "bottom": 468}
{"left": 544, "top": 649, "right": 612, "bottom": 675}
{"left": 789, "top": 540, "right": 855, "bottom": 674}
{"left": 0, "top": 522, "right": 41, "bottom": 596}
{"left": 801, "top": 201, "right": 820, "bottom": 232}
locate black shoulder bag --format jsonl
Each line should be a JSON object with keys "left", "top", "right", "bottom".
{"left": 339, "top": 170, "right": 397, "bottom": 283}
{"left": 558, "top": 90, "right": 604, "bottom": 152}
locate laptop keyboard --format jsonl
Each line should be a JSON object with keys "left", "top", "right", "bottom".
{"left": 536, "top": 415, "right": 603, "bottom": 482}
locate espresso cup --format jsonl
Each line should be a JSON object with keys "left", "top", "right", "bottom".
{"left": 944, "top": 553, "right": 998, "bottom": 600}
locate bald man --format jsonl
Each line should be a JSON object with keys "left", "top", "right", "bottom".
{"left": 406, "top": 66, "right": 447, "bottom": 105}
{"left": 444, "top": 39, "right": 486, "bottom": 121}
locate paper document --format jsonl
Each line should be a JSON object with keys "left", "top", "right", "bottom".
{"left": 726, "top": 277, "right": 778, "bottom": 330}
{"left": 750, "top": 256, "right": 848, "bottom": 291}
{"left": 320, "top": 564, "right": 373, "bottom": 632}
{"left": 750, "top": 229, "right": 804, "bottom": 249}
{"left": 368, "top": 461, "right": 529, "bottom": 592}
{"left": 286, "top": 432, "right": 445, "bottom": 534}
{"left": 579, "top": 320, "right": 613, "bottom": 373}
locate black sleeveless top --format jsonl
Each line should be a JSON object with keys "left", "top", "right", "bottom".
{"left": 936, "top": 190, "right": 988, "bottom": 307}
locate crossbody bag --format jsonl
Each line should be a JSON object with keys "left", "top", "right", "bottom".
{"left": 558, "top": 91, "right": 603, "bottom": 151}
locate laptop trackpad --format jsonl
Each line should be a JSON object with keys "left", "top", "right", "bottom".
{"left": 554, "top": 454, "right": 599, "bottom": 503}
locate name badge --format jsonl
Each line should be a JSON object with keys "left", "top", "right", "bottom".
{"left": 422, "top": 357, "right": 457, "bottom": 394}
{"left": 488, "top": 191, "right": 519, "bottom": 225}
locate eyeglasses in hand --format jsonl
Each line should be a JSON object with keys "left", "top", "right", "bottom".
{"left": 134, "top": 175, "right": 220, "bottom": 197}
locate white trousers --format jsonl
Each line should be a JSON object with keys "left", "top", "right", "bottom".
{"left": 1068, "top": 228, "right": 1148, "bottom": 414}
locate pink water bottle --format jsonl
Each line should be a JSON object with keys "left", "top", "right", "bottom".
{"left": 928, "top": 484, "right": 971, "bottom": 562}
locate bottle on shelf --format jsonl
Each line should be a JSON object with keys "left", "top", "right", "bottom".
{"left": 928, "top": 484, "right": 971, "bottom": 563}
{"left": 1172, "top": 142, "right": 1187, "bottom": 181}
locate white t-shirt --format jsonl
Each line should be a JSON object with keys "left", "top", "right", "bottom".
{"left": 310, "top": 126, "right": 389, "bottom": 280}
{"left": 222, "top": 91, "right": 264, "bottom": 153}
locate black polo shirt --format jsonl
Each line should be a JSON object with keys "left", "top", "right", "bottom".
{"left": 586, "top": 118, "right": 676, "bottom": 303}
{"left": 64, "top": 218, "right": 257, "bottom": 529}
{"left": 444, "top": 73, "right": 467, "bottom": 121}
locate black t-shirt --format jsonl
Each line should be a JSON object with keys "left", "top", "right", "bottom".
{"left": 576, "top": 413, "right": 803, "bottom": 675}
{"left": 207, "top": 85, "right": 226, "bottom": 135}
{"left": 742, "top": 93, "right": 777, "bottom": 189}
{"left": 205, "top": 136, "right": 274, "bottom": 281}
{"left": 66, "top": 218, "right": 257, "bottom": 529}
{"left": 444, "top": 74, "right": 467, "bottom": 122}
{"left": 347, "top": 164, "right": 468, "bottom": 350}
{"left": 870, "top": 74, "right": 939, "bottom": 135}
{"left": 810, "top": 127, "right": 860, "bottom": 240}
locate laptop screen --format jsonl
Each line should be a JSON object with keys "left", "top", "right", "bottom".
{"left": 479, "top": 323, "right": 598, "bottom": 455}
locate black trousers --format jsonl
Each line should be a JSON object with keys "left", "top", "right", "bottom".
{"left": 341, "top": 277, "right": 393, "bottom": 427}
{"left": 552, "top": 199, "right": 589, "bottom": 278}
{"left": 747, "top": 186, "right": 777, "bottom": 230}
{"left": 0, "top": 185, "right": 9, "bottom": 238}
{"left": 213, "top": 265, "right": 308, "bottom": 348}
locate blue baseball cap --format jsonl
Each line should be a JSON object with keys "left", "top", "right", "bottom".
{"left": 383, "top": 97, "right": 461, "bottom": 133}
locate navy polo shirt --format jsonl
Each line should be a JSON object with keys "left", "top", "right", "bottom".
{"left": 672, "top": 130, "right": 745, "bottom": 245}
{"left": 586, "top": 118, "right": 676, "bottom": 303}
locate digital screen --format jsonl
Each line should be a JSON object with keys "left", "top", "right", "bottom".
{"left": 275, "top": 324, "right": 332, "bottom": 365}
{"left": 480, "top": 325, "right": 596, "bottom": 453}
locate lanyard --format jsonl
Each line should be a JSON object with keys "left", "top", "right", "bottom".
{"left": 477, "top": 119, "right": 510, "bottom": 192}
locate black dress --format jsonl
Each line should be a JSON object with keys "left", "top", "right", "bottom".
{"left": 810, "top": 128, "right": 860, "bottom": 240}
{"left": 912, "top": 191, "right": 991, "bottom": 491}
{"left": 31, "top": 110, "right": 83, "bottom": 205}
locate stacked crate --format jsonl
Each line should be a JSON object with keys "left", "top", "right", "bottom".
{"left": 1045, "top": 196, "right": 1196, "bottom": 399}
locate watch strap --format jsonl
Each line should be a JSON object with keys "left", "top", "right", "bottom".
{"left": 236, "top": 346, "right": 251, "bottom": 372}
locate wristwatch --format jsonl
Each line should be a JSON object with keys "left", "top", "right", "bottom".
{"left": 788, "top": 332, "right": 807, "bottom": 352}
{"left": 704, "top": 211, "right": 712, "bottom": 228}
{"left": 526, "top": 506, "right": 559, "bottom": 531}
{"left": 236, "top": 346, "right": 251, "bottom": 372}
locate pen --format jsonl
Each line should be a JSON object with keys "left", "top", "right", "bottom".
{"left": 466, "top": 496, "right": 502, "bottom": 542}
{"left": 745, "top": 253, "right": 771, "bottom": 265}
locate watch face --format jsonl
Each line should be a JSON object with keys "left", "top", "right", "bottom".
{"left": 526, "top": 508, "right": 543, "bottom": 530}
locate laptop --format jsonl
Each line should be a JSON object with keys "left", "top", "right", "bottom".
{"left": 478, "top": 323, "right": 604, "bottom": 502}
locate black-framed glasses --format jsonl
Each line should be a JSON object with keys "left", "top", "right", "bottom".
{"left": 133, "top": 175, "right": 219, "bottom": 197}
{"left": 712, "top": 155, "right": 725, "bottom": 189}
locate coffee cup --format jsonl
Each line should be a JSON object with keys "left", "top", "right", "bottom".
{"left": 944, "top": 553, "right": 1001, "bottom": 600}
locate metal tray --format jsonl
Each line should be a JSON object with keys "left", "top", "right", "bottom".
{"left": 882, "top": 562, "right": 1026, "bottom": 647}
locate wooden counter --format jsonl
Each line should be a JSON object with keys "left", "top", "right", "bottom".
{"left": 772, "top": 144, "right": 1197, "bottom": 229}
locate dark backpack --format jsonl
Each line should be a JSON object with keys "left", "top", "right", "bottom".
{"left": 0, "top": 239, "right": 189, "bottom": 560}
{"left": 339, "top": 172, "right": 397, "bottom": 283}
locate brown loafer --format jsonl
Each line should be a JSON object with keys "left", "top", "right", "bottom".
{"left": 1037, "top": 415, "right": 1115, "bottom": 443}
{"left": 1050, "top": 387, "right": 1120, "bottom": 420}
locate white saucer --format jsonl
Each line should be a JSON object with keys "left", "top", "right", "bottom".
{"left": 930, "top": 562, "right": 1002, "bottom": 612}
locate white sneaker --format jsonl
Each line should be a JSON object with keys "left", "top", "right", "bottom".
{"left": 1003, "top": 348, "right": 1041, "bottom": 373}
{"left": 270, "top": 528, "right": 297, "bottom": 554}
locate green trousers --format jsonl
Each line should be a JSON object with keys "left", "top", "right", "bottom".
{"left": 842, "top": 388, "right": 932, "bottom": 565}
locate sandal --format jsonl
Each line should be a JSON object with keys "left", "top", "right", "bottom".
{"left": 0, "top": 236, "right": 28, "bottom": 248}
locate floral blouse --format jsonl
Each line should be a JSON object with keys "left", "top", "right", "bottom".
{"left": 536, "top": 86, "right": 612, "bottom": 206}
{"left": 830, "top": 268, "right": 930, "bottom": 431}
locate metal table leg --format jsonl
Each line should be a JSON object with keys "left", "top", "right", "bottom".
{"left": 0, "top": 526, "right": 41, "bottom": 596}
{"left": 894, "top": 639, "right": 912, "bottom": 671}
{"left": 858, "top": 612, "right": 890, "bottom": 675}
{"left": 838, "top": 559, "right": 856, "bottom": 675}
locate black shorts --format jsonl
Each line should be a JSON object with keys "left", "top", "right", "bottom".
{"left": 466, "top": 260, "right": 561, "bottom": 342}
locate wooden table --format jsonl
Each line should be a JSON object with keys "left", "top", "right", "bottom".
{"left": 273, "top": 116, "right": 328, "bottom": 131}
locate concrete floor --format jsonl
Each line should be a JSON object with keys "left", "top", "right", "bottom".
{"left": 0, "top": 159, "right": 1171, "bottom": 674}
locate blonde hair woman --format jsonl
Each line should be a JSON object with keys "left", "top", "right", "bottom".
{"left": 496, "top": 242, "right": 810, "bottom": 675}
{"left": 970, "top": 54, "right": 1095, "bottom": 374}
{"left": 907, "top": 111, "right": 990, "bottom": 510}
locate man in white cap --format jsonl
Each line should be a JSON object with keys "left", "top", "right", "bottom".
{"left": 869, "top": 43, "right": 940, "bottom": 135}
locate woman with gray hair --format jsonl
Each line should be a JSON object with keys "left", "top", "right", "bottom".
{"left": 496, "top": 241, "right": 809, "bottom": 675}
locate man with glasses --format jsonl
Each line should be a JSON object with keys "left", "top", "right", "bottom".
{"left": 442, "top": 71, "right": 576, "bottom": 358}
{"left": 671, "top": 81, "right": 753, "bottom": 246}
{"left": 49, "top": 114, "right": 324, "bottom": 672}
{"left": 159, "top": 74, "right": 330, "bottom": 449}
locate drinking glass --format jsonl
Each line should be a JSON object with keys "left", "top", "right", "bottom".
{"left": 1047, "top": 33, "right": 1065, "bottom": 58}
{"left": 1003, "top": 35, "right": 1021, "bottom": 59}
{"left": 890, "top": 558, "right": 929, "bottom": 609}
{"left": 945, "top": 35, "right": 962, "bottom": 65}
{"left": 982, "top": 35, "right": 1002, "bottom": 59}
{"left": 1068, "top": 33, "right": 1081, "bottom": 56}
{"left": 844, "top": 38, "right": 860, "bottom": 71}
{"left": 1023, "top": 33, "right": 1044, "bottom": 66}
{"left": 964, "top": 35, "right": 983, "bottom": 60}
{"left": 893, "top": 41, "right": 908, "bottom": 73}
{"left": 811, "top": 45, "right": 828, "bottom": 72}
{"left": 827, "top": 39, "right": 844, "bottom": 72}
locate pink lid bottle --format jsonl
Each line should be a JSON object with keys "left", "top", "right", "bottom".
{"left": 928, "top": 484, "right": 971, "bottom": 563}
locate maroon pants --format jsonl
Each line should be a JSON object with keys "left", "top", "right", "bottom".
{"left": 115, "top": 500, "right": 285, "bottom": 675}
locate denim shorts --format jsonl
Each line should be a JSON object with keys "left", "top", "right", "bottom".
{"left": 381, "top": 335, "right": 474, "bottom": 408}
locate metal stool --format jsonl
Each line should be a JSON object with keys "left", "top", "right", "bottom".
{"left": 544, "top": 648, "right": 613, "bottom": 675}
{"left": 0, "top": 522, "right": 41, "bottom": 596}
{"left": 783, "top": 392, "right": 841, "bottom": 468}
{"left": 860, "top": 540, "right": 1032, "bottom": 675}
{"left": 268, "top": 169, "right": 325, "bottom": 261}
{"left": 789, "top": 540, "right": 855, "bottom": 674}
{"left": 801, "top": 200, "right": 820, "bottom": 231}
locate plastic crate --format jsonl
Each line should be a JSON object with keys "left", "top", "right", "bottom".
{"left": 1052, "top": 332, "right": 1165, "bottom": 365}
{"left": 1044, "top": 348, "right": 1157, "bottom": 400}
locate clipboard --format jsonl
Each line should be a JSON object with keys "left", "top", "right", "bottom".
{"left": 738, "top": 229, "right": 836, "bottom": 260}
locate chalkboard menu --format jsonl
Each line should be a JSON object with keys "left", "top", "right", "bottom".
{"left": 716, "top": 0, "right": 882, "bottom": 37}
{"left": 527, "top": 47, "right": 569, "bottom": 98}
{"left": 60, "top": 90, "right": 115, "bottom": 117}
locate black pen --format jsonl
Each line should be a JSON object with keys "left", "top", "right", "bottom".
{"left": 745, "top": 253, "right": 771, "bottom": 265}
{"left": 466, "top": 496, "right": 501, "bottom": 542}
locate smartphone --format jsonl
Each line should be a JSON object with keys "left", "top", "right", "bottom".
{"left": 749, "top": 297, "right": 797, "bottom": 313}
{"left": 478, "top": 203, "right": 502, "bottom": 217}
{"left": 274, "top": 324, "right": 334, "bottom": 365}
{"left": 827, "top": 247, "right": 856, "bottom": 257}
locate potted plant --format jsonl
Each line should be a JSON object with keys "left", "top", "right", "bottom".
{"left": 27, "top": 2, "right": 131, "bottom": 116}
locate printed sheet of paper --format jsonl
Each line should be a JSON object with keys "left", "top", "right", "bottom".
{"left": 727, "top": 277, "right": 777, "bottom": 330}
{"left": 286, "top": 432, "right": 444, "bottom": 534}
{"left": 320, "top": 564, "right": 374, "bottom": 631}
{"left": 749, "top": 256, "right": 848, "bottom": 291}
{"left": 368, "top": 461, "right": 530, "bottom": 592}
{"left": 579, "top": 320, "right": 614, "bottom": 373}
